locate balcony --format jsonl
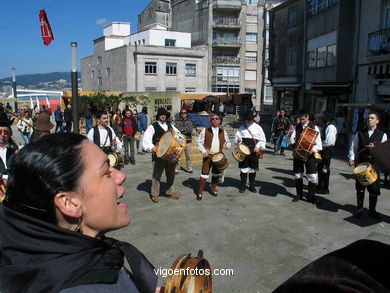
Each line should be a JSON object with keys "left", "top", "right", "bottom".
{"left": 213, "top": 56, "right": 240, "bottom": 64}
{"left": 368, "top": 28, "right": 390, "bottom": 57}
{"left": 212, "top": 37, "right": 241, "bottom": 47}
{"left": 213, "top": 18, "right": 241, "bottom": 29}
{"left": 213, "top": 0, "right": 242, "bottom": 10}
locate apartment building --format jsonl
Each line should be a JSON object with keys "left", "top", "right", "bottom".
{"left": 139, "top": 0, "right": 267, "bottom": 110}
{"left": 81, "top": 22, "right": 208, "bottom": 93}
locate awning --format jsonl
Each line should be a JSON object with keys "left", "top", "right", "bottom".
{"left": 62, "top": 91, "right": 123, "bottom": 98}
{"left": 338, "top": 103, "right": 390, "bottom": 110}
{"left": 0, "top": 98, "right": 18, "bottom": 102}
{"left": 272, "top": 83, "right": 301, "bottom": 91}
{"left": 181, "top": 92, "right": 227, "bottom": 101}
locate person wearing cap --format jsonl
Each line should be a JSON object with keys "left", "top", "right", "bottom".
{"left": 316, "top": 112, "right": 337, "bottom": 195}
{"left": 348, "top": 111, "right": 387, "bottom": 219}
{"left": 87, "top": 111, "right": 123, "bottom": 156}
{"left": 0, "top": 112, "right": 18, "bottom": 201}
{"left": 234, "top": 110, "right": 266, "bottom": 193}
{"left": 196, "top": 113, "right": 231, "bottom": 201}
{"left": 286, "top": 110, "right": 322, "bottom": 205}
{"left": 143, "top": 107, "right": 181, "bottom": 203}
{"left": 30, "top": 112, "right": 54, "bottom": 143}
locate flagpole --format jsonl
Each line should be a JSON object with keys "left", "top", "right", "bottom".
{"left": 71, "top": 42, "right": 79, "bottom": 134}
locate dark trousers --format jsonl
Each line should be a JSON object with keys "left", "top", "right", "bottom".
{"left": 317, "top": 147, "right": 333, "bottom": 191}
{"left": 65, "top": 121, "right": 72, "bottom": 133}
{"left": 123, "top": 135, "right": 135, "bottom": 161}
{"left": 55, "top": 121, "right": 62, "bottom": 133}
{"left": 274, "top": 133, "right": 285, "bottom": 154}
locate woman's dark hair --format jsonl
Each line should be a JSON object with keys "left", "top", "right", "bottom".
{"left": 4, "top": 133, "right": 87, "bottom": 223}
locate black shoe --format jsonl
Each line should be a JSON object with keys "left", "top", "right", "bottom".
{"left": 124, "top": 159, "right": 129, "bottom": 165}
{"left": 353, "top": 208, "right": 364, "bottom": 218}
{"left": 279, "top": 153, "right": 286, "bottom": 156}
{"left": 239, "top": 186, "right": 245, "bottom": 193}
{"left": 138, "top": 152, "right": 145, "bottom": 155}
{"left": 130, "top": 160, "right": 135, "bottom": 165}
{"left": 196, "top": 194, "right": 202, "bottom": 201}
{"left": 369, "top": 211, "right": 381, "bottom": 220}
{"left": 248, "top": 186, "right": 256, "bottom": 193}
{"left": 321, "top": 189, "right": 329, "bottom": 195}
{"left": 292, "top": 196, "right": 300, "bottom": 202}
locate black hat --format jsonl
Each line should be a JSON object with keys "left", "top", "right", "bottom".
{"left": 0, "top": 112, "right": 14, "bottom": 127}
{"left": 244, "top": 110, "right": 255, "bottom": 121}
{"left": 156, "top": 107, "right": 168, "bottom": 120}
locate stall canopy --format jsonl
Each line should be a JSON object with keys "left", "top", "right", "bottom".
{"left": 181, "top": 92, "right": 226, "bottom": 101}
{"left": 338, "top": 103, "right": 390, "bottom": 111}
{"left": 62, "top": 91, "right": 123, "bottom": 98}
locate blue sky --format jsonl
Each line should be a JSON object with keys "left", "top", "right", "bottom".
{"left": 0, "top": 0, "right": 150, "bottom": 78}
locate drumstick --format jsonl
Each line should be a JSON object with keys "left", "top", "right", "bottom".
{"left": 357, "top": 141, "right": 378, "bottom": 155}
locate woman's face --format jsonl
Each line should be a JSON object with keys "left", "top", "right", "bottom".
{"left": 78, "top": 141, "right": 129, "bottom": 238}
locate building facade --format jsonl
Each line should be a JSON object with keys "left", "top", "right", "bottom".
{"left": 81, "top": 22, "right": 208, "bottom": 93}
{"left": 139, "top": 0, "right": 268, "bottom": 110}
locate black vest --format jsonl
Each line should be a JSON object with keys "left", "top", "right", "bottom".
{"left": 357, "top": 128, "right": 385, "bottom": 164}
{"left": 152, "top": 122, "right": 172, "bottom": 145}
{"left": 93, "top": 126, "right": 113, "bottom": 150}
{"left": 294, "top": 122, "right": 314, "bottom": 149}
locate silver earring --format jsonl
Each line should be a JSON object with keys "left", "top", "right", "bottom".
{"left": 74, "top": 218, "right": 81, "bottom": 232}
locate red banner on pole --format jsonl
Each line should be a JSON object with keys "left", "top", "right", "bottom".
{"left": 39, "top": 9, "right": 54, "bottom": 46}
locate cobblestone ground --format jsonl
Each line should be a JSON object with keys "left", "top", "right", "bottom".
{"left": 110, "top": 146, "right": 390, "bottom": 293}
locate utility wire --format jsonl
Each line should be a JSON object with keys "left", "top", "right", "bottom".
{"left": 0, "top": 0, "right": 66, "bottom": 32}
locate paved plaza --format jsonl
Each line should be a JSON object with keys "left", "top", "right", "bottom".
{"left": 109, "top": 145, "right": 390, "bottom": 293}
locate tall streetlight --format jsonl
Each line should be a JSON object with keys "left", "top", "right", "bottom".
{"left": 11, "top": 68, "right": 18, "bottom": 111}
{"left": 71, "top": 42, "right": 79, "bottom": 134}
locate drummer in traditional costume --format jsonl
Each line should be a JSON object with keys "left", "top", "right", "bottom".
{"left": 316, "top": 112, "right": 337, "bottom": 194}
{"left": 143, "top": 107, "right": 181, "bottom": 203}
{"left": 348, "top": 111, "right": 387, "bottom": 219}
{"left": 196, "top": 113, "right": 231, "bottom": 200}
{"left": 234, "top": 110, "right": 266, "bottom": 193}
{"left": 0, "top": 112, "right": 18, "bottom": 202}
{"left": 287, "top": 110, "right": 322, "bottom": 204}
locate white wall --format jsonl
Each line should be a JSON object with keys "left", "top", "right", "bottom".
{"left": 105, "top": 37, "right": 125, "bottom": 51}
{"left": 103, "top": 22, "right": 130, "bottom": 37}
{"left": 128, "top": 30, "right": 191, "bottom": 48}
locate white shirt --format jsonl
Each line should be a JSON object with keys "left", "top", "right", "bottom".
{"left": 197, "top": 126, "right": 231, "bottom": 154}
{"left": 87, "top": 125, "right": 123, "bottom": 152}
{"left": 143, "top": 121, "right": 181, "bottom": 152}
{"left": 322, "top": 124, "right": 338, "bottom": 147}
{"left": 287, "top": 122, "right": 322, "bottom": 153}
{"left": 348, "top": 129, "right": 388, "bottom": 161}
{"left": 0, "top": 146, "right": 7, "bottom": 170}
{"left": 234, "top": 122, "right": 266, "bottom": 150}
{"left": 17, "top": 118, "right": 33, "bottom": 133}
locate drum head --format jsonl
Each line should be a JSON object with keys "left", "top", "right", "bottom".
{"left": 239, "top": 144, "right": 251, "bottom": 155}
{"left": 212, "top": 153, "right": 224, "bottom": 162}
{"left": 156, "top": 131, "right": 173, "bottom": 158}
{"left": 107, "top": 153, "right": 118, "bottom": 167}
{"left": 354, "top": 163, "right": 368, "bottom": 174}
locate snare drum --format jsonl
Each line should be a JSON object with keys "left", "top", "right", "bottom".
{"left": 353, "top": 162, "right": 378, "bottom": 186}
{"left": 232, "top": 144, "right": 251, "bottom": 162}
{"left": 211, "top": 152, "right": 229, "bottom": 170}
{"left": 293, "top": 127, "right": 319, "bottom": 162}
{"left": 107, "top": 152, "right": 125, "bottom": 168}
{"left": 156, "top": 130, "right": 186, "bottom": 162}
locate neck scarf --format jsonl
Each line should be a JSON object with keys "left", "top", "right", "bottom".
{"left": 0, "top": 206, "right": 157, "bottom": 293}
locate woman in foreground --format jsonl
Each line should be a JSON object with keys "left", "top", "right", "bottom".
{"left": 0, "top": 133, "right": 161, "bottom": 293}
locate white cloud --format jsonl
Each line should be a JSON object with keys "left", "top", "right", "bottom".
{"left": 96, "top": 18, "right": 107, "bottom": 25}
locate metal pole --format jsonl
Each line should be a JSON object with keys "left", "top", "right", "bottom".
{"left": 71, "top": 42, "right": 79, "bottom": 134}
{"left": 11, "top": 68, "right": 18, "bottom": 112}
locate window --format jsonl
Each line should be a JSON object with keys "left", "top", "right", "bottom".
{"left": 385, "top": 0, "right": 390, "bottom": 28}
{"left": 308, "top": 0, "right": 338, "bottom": 15}
{"left": 106, "top": 67, "right": 111, "bottom": 77}
{"left": 308, "top": 51, "right": 316, "bottom": 68}
{"left": 326, "top": 44, "right": 336, "bottom": 66}
{"left": 212, "top": 84, "right": 240, "bottom": 93}
{"left": 287, "top": 48, "right": 296, "bottom": 66}
{"left": 145, "top": 62, "right": 157, "bottom": 74}
{"left": 245, "top": 70, "right": 257, "bottom": 81}
{"left": 185, "top": 87, "right": 196, "bottom": 92}
{"left": 246, "top": 14, "right": 258, "bottom": 24}
{"left": 246, "top": 33, "right": 258, "bottom": 43}
{"left": 316, "top": 46, "right": 326, "bottom": 67}
{"left": 97, "top": 56, "right": 102, "bottom": 65}
{"left": 165, "top": 39, "right": 176, "bottom": 47}
{"left": 166, "top": 63, "right": 177, "bottom": 75}
{"left": 245, "top": 52, "right": 257, "bottom": 63}
{"left": 264, "top": 85, "right": 273, "bottom": 103}
{"left": 245, "top": 88, "right": 256, "bottom": 98}
{"left": 145, "top": 87, "right": 157, "bottom": 92}
{"left": 185, "top": 64, "right": 196, "bottom": 76}
{"left": 215, "top": 66, "right": 240, "bottom": 82}
{"left": 166, "top": 87, "right": 177, "bottom": 92}
{"left": 91, "top": 70, "right": 95, "bottom": 79}
{"left": 97, "top": 77, "right": 102, "bottom": 86}
{"left": 288, "top": 7, "right": 297, "bottom": 27}
{"left": 142, "top": 39, "right": 145, "bottom": 44}
{"left": 246, "top": 0, "right": 258, "bottom": 4}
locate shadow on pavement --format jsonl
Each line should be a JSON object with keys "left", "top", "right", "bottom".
{"left": 273, "top": 176, "right": 295, "bottom": 188}
{"left": 137, "top": 179, "right": 169, "bottom": 197}
{"left": 266, "top": 167, "right": 293, "bottom": 176}
{"left": 339, "top": 172, "right": 355, "bottom": 181}
{"left": 257, "top": 180, "right": 295, "bottom": 199}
